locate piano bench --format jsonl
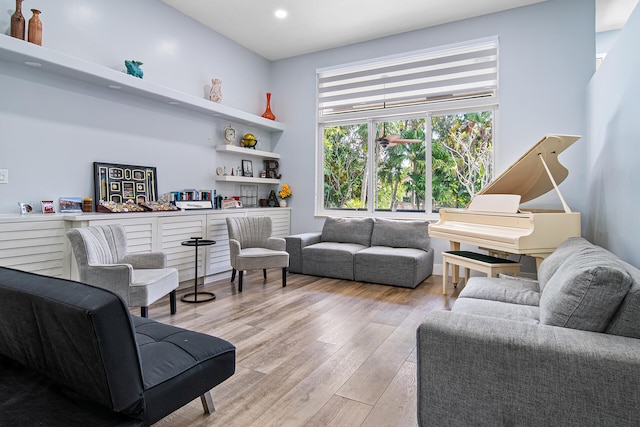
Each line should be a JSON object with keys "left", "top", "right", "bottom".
{"left": 442, "top": 251, "right": 521, "bottom": 294}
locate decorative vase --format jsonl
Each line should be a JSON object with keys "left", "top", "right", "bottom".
{"left": 27, "top": 9, "right": 42, "bottom": 46}
{"left": 279, "top": 199, "right": 287, "bottom": 208}
{"left": 209, "top": 78, "right": 222, "bottom": 103}
{"left": 10, "top": 0, "right": 25, "bottom": 40}
{"left": 261, "top": 92, "right": 276, "bottom": 121}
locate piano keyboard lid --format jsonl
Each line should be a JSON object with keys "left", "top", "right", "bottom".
{"left": 478, "top": 134, "right": 581, "bottom": 204}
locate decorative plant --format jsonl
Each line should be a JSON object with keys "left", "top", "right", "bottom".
{"left": 278, "top": 184, "right": 292, "bottom": 199}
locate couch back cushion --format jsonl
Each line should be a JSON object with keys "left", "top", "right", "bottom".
{"left": 606, "top": 260, "right": 640, "bottom": 338}
{"left": 0, "top": 267, "right": 144, "bottom": 414}
{"left": 370, "top": 218, "right": 431, "bottom": 251}
{"left": 321, "top": 217, "right": 374, "bottom": 246}
{"left": 537, "top": 237, "right": 595, "bottom": 292}
{"left": 539, "top": 245, "right": 633, "bottom": 332}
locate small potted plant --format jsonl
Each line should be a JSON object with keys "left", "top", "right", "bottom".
{"left": 278, "top": 184, "right": 292, "bottom": 207}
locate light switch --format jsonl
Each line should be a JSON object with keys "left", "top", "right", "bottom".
{"left": 0, "top": 169, "right": 8, "bottom": 184}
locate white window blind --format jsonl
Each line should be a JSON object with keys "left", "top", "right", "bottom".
{"left": 318, "top": 39, "right": 498, "bottom": 117}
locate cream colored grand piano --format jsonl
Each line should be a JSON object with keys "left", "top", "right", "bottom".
{"left": 429, "top": 134, "right": 582, "bottom": 275}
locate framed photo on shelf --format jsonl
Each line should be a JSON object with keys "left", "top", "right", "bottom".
{"left": 242, "top": 160, "right": 253, "bottom": 177}
{"left": 59, "top": 197, "right": 83, "bottom": 213}
{"left": 41, "top": 200, "right": 56, "bottom": 214}
{"left": 93, "top": 162, "right": 158, "bottom": 210}
{"left": 18, "top": 202, "right": 36, "bottom": 215}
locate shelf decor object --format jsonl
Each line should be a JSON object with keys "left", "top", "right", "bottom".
{"left": 209, "top": 78, "right": 222, "bottom": 102}
{"left": 93, "top": 162, "right": 158, "bottom": 210}
{"left": 261, "top": 92, "right": 276, "bottom": 121}
{"left": 10, "top": 0, "right": 25, "bottom": 40}
{"left": 27, "top": 9, "right": 42, "bottom": 46}
{"left": 0, "top": 35, "right": 285, "bottom": 132}
{"left": 125, "top": 60, "right": 144, "bottom": 78}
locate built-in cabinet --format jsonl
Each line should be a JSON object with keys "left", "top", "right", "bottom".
{"left": 0, "top": 209, "right": 290, "bottom": 285}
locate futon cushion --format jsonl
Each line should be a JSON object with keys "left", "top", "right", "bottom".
{"left": 537, "top": 237, "right": 594, "bottom": 292}
{"left": 452, "top": 298, "right": 540, "bottom": 324}
{"left": 370, "top": 218, "right": 431, "bottom": 251}
{"left": 321, "top": 217, "right": 374, "bottom": 246}
{"left": 355, "top": 246, "right": 433, "bottom": 288}
{"left": 539, "top": 246, "right": 633, "bottom": 332}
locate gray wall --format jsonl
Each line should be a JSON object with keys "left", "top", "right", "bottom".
{"left": 586, "top": 3, "right": 640, "bottom": 267}
{"left": 0, "top": 0, "right": 273, "bottom": 213}
{"left": 271, "top": 0, "right": 595, "bottom": 269}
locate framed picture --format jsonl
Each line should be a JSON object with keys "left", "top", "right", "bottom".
{"left": 41, "top": 200, "right": 56, "bottom": 214}
{"left": 18, "top": 202, "right": 36, "bottom": 215}
{"left": 59, "top": 197, "right": 83, "bottom": 213}
{"left": 242, "top": 160, "right": 253, "bottom": 177}
{"left": 94, "top": 162, "right": 158, "bottom": 210}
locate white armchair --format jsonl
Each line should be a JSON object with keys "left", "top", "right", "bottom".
{"left": 226, "top": 216, "right": 289, "bottom": 292}
{"left": 66, "top": 224, "right": 178, "bottom": 317}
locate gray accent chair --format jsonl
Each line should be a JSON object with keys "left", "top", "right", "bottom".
{"left": 66, "top": 224, "right": 178, "bottom": 317}
{"left": 417, "top": 237, "right": 640, "bottom": 426}
{"left": 226, "top": 216, "right": 289, "bottom": 292}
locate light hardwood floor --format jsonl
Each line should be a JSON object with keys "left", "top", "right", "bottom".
{"left": 150, "top": 270, "right": 455, "bottom": 427}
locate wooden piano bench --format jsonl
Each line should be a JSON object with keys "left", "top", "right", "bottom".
{"left": 442, "top": 251, "right": 521, "bottom": 294}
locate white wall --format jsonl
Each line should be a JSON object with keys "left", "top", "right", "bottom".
{"left": 586, "top": 2, "right": 640, "bottom": 267}
{"left": 271, "top": 0, "right": 595, "bottom": 253}
{"left": 0, "top": 0, "right": 273, "bottom": 213}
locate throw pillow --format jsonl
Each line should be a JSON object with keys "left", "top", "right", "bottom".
{"left": 539, "top": 246, "right": 632, "bottom": 332}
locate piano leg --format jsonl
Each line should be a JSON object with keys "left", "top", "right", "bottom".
{"left": 450, "top": 241, "right": 461, "bottom": 283}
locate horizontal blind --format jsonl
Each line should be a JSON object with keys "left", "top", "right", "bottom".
{"left": 318, "top": 40, "right": 498, "bottom": 117}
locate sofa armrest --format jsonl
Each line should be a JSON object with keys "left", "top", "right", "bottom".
{"left": 285, "top": 232, "right": 321, "bottom": 273}
{"left": 266, "top": 237, "right": 286, "bottom": 251}
{"left": 417, "top": 310, "right": 640, "bottom": 426}
{"left": 122, "top": 252, "right": 167, "bottom": 269}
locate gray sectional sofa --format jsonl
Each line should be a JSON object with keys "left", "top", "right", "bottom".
{"left": 417, "top": 237, "right": 640, "bottom": 426}
{"left": 286, "top": 217, "right": 434, "bottom": 288}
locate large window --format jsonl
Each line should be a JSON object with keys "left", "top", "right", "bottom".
{"left": 317, "top": 38, "right": 498, "bottom": 218}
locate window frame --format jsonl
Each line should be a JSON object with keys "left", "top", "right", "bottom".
{"left": 316, "top": 37, "right": 499, "bottom": 220}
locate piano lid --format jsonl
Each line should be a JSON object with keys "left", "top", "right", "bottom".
{"left": 479, "top": 134, "right": 581, "bottom": 203}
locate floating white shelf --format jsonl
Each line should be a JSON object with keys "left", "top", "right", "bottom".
{"left": 215, "top": 176, "right": 280, "bottom": 184}
{"left": 0, "top": 35, "right": 286, "bottom": 132}
{"left": 215, "top": 144, "right": 281, "bottom": 159}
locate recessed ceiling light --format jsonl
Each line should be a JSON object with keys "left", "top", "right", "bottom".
{"left": 108, "top": 85, "right": 122, "bottom": 90}
{"left": 274, "top": 9, "right": 287, "bottom": 19}
{"left": 168, "top": 101, "right": 180, "bottom": 105}
{"left": 24, "top": 61, "right": 42, "bottom": 67}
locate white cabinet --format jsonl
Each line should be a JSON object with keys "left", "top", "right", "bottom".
{"left": 157, "top": 215, "right": 207, "bottom": 282}
{"left": 0, "top": 216, "right": 66, "bottom": 277}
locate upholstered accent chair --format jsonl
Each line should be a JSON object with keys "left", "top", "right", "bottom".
{"left": 226, "top": 216, "right": 289, "bottom": 292}
{"left": 66, "top": 224, "right": 178, "bottom": 317}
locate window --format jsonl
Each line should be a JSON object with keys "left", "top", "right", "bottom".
{"left": 317, "top": 38, "right": 498, "bottom": 218}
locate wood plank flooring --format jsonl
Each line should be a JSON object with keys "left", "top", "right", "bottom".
{"left": 149, "top": 270, "right": 454, "bottom": 427}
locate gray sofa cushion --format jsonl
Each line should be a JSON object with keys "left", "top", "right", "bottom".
{"left": 354, "top": 246, "right": 433, "bottom": 288}
{"left": 302, "top": 242, "right": 366, "bottom": 280}
{"left": 458, "top": 276, "right": 540, "bottom": 306}
{"left": 607, "top": 260, "right": 640, "bottom": 339}
{"left": 321, "top": 217, "right": 374, "bottom": 246}
{"left": 452, "top": 298, "right": 540, "bottom": 324}
{"left": 537, "top": 237, "right": 594, "bottom": 292}
{"left": 370, "top": 218, "right": 431, "bottom": 251}
{"left": 539, "top": 246, "right": 633, "bottom": 332}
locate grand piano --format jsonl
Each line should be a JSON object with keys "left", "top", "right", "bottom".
{"left": 428, "top": 134, "right": 582, "bottom": 270}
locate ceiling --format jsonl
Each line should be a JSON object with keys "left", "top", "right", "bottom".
{"left": 161, "top": 0, "right": 638, "bottom": 61}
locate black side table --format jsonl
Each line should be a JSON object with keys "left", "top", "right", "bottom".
{"left": 181, "top": 237, "right": 216, "bottom": 303}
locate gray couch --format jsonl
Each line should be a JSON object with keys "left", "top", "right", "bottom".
{"left": 286, "top": 217, "right": 434, "bottom": 288}
{"left": 417, "top": 237, "right": 640, "bottom": 426}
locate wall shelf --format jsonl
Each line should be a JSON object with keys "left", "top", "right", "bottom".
{"left": 0, "top": 35, "right": 286, "bottom": 132}
{"left": 215, "top": 176, "right": 279, "bottom": 185}
{"left": 215, "top": 144, "right": 281, "bottom": 159}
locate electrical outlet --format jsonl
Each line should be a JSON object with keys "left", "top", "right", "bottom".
{"left": 0, "top": 169, "right": 8, "bottom": 184}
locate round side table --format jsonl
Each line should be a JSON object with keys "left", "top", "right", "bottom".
{"left": 181, "top": 237, "right": 216, "bottom": 303}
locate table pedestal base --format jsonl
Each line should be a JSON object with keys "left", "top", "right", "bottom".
{"left": 181, "top": 291, "right": 216, "bottom": 303}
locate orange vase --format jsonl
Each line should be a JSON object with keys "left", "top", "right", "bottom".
{"left": 261, "top": 92, "right": 276, "bottom": 121}
{"left": 28, "top": 9, "right": 42, "bottom": 46}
